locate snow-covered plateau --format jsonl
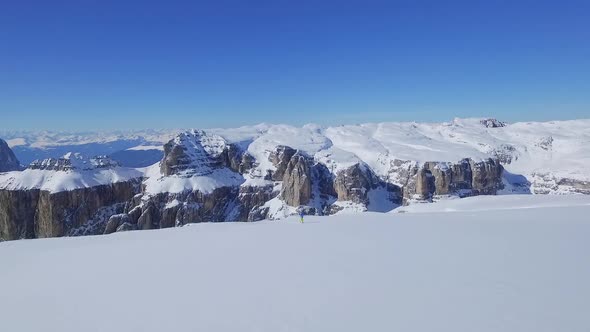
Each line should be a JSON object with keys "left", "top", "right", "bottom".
{"left": 1, "top": 118, "right": 590, "bottom": 241}
{"left": 1, "top": 195, "right": 589, "bottom": 332}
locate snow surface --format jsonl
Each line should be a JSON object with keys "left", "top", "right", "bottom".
{"left": 0, "top": 168, "right": 142, "bottom": 192}
{"left": 126, "top": 145, "right": 164, "bottom": 151}
{"left": 0, "top": 152, "right": 143, "bottom": 192}
{"left": 397, "top": 194, "right": 590, "bottom": 213}
{"left": 1, "top": 195, "right": 589, "bottom": 332}
{"left": 142, "top": 163, "right": 244, "bottom": 195}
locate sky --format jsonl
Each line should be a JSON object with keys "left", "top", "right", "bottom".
{"left": 1, "top": 0, "right": 589, "bottom": 130}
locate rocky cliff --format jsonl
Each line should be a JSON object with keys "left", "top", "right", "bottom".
{"left": 402, "top": 158, "right": 503, "bottom": 203}
{"left": 0, "top": 180, "right": 141, "bottom": 241}
{"left": 1, "top": 128, "right": 508, "bottom": 241}
{"left": 0, "top": 152, "right": 143, "bottom": 241}
{"left": 0, "top": 138, "right": 20, "bottom": 172}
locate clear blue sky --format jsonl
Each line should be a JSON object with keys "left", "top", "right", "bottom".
{"left": 1, "top": 0, "right": 589, "bottom": 130}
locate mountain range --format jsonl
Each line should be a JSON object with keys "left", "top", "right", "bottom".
{"left": 1, "top": 118, "right": 589, "bottom": 241}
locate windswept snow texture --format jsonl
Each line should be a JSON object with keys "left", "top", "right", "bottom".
{"left": 1, "top": 196, "right": 589, "bottom": 332}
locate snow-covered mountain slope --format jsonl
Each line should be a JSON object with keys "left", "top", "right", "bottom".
{"left": 2, "top": 195, "right": 589, "bottom": 332}
{"left": 142, "top": 130, "right": 246, "bottom": 194}
{"left": 0, "top": 153, "right": 142, "bottom": 192}
{"left": 205, "top": 118, "right": 590, "bottom": 194}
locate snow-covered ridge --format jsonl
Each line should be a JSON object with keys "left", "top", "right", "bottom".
{"left": 2, "top": 195, "right": 589, "bottom": 331}
{"left": 0, "top": 153, "right": 142, "bottom": 192}
{"left": 205, "top": 118, "right": 590, "bottom": 192}
{"left": 29, "top": 153, "right": 120, "bottom": 171}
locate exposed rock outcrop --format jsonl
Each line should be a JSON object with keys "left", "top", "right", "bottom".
{"left": 0, "top": 190, "right": 39, "bottom": 240}
{"left": 0, "top": 179, "right": 141, "bottom": 241}
{"left": 0, "top": 138, "right": 20, "bottom": 172}
{"left": 281, "top": 153, "right": 312, "bottom": 206}
{"left": 480, "top": 118, "right": 507, "bottom": 128}
{"left": 469, "top": 158, "right": 504, "bottom": 195}
{"left": 29, "top": 153, "right": 119, "bottom": 171}
{"left": 105, "top": 214, "right": 132, "bottom": 234}
{"left": 160, "top": 130, "right": 229, "bottom": 176}
{"left": 239, "top": 185, "right": 276, "bottom": 221}
{"left": 269, "top": 145, "right": 297, "bottom": 181}
{"left": 403, "top": 158, "right": 503, "bottom": 203}
{"left": 333, "top": 163, "right": 375, "bottom": 204}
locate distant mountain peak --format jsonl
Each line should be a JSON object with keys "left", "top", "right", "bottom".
{"left": 0, "top": 138, "right": 21, "bottom": 172}
{"left": 480, "top": 118, "right": 507, "bottom": 128}
{"left": 160, "top": 130, "right": 230, "bottom": 176}
{"left": 29, "top": 153, "right": 120, "bottom": 172}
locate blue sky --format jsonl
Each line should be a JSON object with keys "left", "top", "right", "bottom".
{"left": 1, "top": 1, "right": 589, "bottom": 130}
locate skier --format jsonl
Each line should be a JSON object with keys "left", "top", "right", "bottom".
{"left": 299, "top": 210, "right": 305, "bottom": 223}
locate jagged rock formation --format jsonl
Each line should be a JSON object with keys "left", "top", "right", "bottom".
{"left": 402, "top": 158, "right": 503, "bottom": 203}
{"left": 480, "top": 118, "right": 507, "bottom": 128}
{"left": 281, "top": 153, "right": 312, "bottom": 206}
{"left": 104, "top": 214, "right": 132, "bottom": 234}
{"left": 269, "top": 145, "right": 297, "bottom": 180}
{"left": 333, "top": 163, "right": 375, "bottom": 204}
{"left": 239, "top": 185, "right": 275, "bottom": 221}
{"left": 29, "top": 153, "right": 119, "bottom": 171}
{"left": 160, "top": 130, "right": 228, "bottom": 176}
{"left": 0, "top": 138, "right": 20, "bottom": 172}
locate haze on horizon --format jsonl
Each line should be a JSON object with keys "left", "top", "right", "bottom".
{"left": 1, "top": 1, "right": 589, "bottom": 130}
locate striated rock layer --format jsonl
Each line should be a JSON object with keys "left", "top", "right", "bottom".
{"left": 0, "top": 180, "right": 141, "bottom": 241}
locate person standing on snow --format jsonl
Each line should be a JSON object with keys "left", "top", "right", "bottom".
{"left": 299, "top": 210, "right": 305, "bottom": 223}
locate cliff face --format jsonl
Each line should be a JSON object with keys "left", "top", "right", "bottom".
{"left": 0, "top": 189, "right": 39, "bottom": 240}
{"left": 0, "top": 180, "right": 141, "bottom": 241}
{"left": 402, "top": 158, "right": 504, "bottom": 203}
{"left": 281, "top": 154, "right": 312, "bottom": 206}
{"left": 0, "top": 148, "right": 143, "bottom": 241}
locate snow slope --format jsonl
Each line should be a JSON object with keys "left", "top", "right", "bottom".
{"left": 209, "top": 118, "right": 590, "bottom": 194}
{"left": 0, "top": 167, "right": 142, "bottom": 192}
{"left": 0, "top": 153, "right": 143, "bottom": 191}
{"left": 396, "top": 194, "right": 590, "bottom": 213}
{"left": 142, "top": 162, "right": 244, "bottom": 194}
{"left": 1, "top": 195, "right": 589, "bottom": 332}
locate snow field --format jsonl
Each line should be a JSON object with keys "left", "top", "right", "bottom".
{"left": 1, "top": 195, "right": 589, "bottom": 332}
